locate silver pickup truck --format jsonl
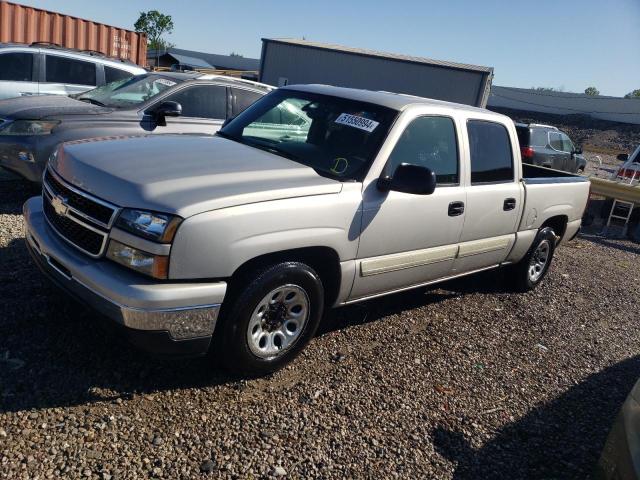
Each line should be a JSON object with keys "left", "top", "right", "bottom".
{"left": 23, "top": 85, "right": 590, "bottom": 375}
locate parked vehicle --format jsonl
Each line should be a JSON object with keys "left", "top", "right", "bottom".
{"left": 595, "top": 377, "right": 640, "bottom": 479}
{"left": 23, "top": 85, "right": 590, "bottom": 375}
{"left": 0, "top": 72, "right": 272, "bottom": 181}
{"left": 615, "top": 145, "right": 640, "bottom": 182}
{"left": 515, "top": 123, "right": 587, "bottom": 173}
{"left": 0, "top": 43, "right": 146, "bottom": 100}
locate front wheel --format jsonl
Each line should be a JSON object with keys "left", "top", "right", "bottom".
{"left": 215, "top": 262, "right": 324, "bottom": 376}
{"left": 507, "top": 227, "right": 557, "bottom": 292}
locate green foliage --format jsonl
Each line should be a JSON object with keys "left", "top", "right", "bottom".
{"left": 584, "top": 86, "right": 599, "bottom": 96}
{"left": 625, "top": 89, "right": 640, "bottom": 99}
{"left": 134, "top": 10, "right": 174, "bottom": 50}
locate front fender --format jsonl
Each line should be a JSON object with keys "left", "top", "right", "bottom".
{"left": 168, "top": 187, "right": 362, "bottom": 280}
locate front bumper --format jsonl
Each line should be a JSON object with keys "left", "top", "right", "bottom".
{"left": 23, "top": 196, "right": 227, "bottom": 356}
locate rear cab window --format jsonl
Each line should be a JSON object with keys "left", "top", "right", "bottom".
{"left": 231, "top": 88, "right": 264, "bottom": 117}
{"left": 467, "top": 120, "right": 514, "bottom": 184}
{"left": 46, "top": 55, "right": 97, "bottom": 86}
{"left": 0, "top": 52, "right": 34, "bottom": 81}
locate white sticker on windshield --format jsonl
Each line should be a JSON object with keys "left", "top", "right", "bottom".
{"left": 334, "top": 113, "right": 379, "bottom": 133}
{"left": 155, "top": 78, "right": 177, "bottom": 87}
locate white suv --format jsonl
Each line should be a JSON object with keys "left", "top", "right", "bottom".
{"left": 0, "top": 43, "right": 146, "bottom": 100}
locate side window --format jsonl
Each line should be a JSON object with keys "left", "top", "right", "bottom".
{"left": 0, "top": 52, "right": 33, "bottom": 81}
{"left": 467, "top": 120, "right": 514, "bottom": 184}
{"left": 560, "top": 133, "right": 574, "bottom": 153}
{"left": 549, "top": 132, "right": 563, "bottom": 151}
{"left": 386, "top": 116, "right": 458, "bottom": 184}
{"left": 46, "top": 56, "right": 97, "bottom": 86}
{"left": 231, "top": 88, "right": 263, "bottom": 116}
{"left": 162, "top": 85, "right": 227, "bottom": 119}
{"left": 530, "top": 128, "right": 548, "bottom": 147}
{"left": 105, "top": 66, "right": 135, "bottom": 84}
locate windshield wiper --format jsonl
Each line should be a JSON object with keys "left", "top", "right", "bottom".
{"left": 77, "top": 98, "right": 106, "bottom": 107}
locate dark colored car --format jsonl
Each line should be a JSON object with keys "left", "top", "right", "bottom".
{"left": 595, "top": 378, "right": 640, "bottom": 479}
{"left": 0, "top": 72, "right": 271, "bottom": 181}
{"left": 516, "top": 123, "right": 587, "bottom": 173}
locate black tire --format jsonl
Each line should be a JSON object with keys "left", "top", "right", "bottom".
{"left": 215, "top": 261, "right": 324, "bottom": 376}
{"left": 507, "top": 227, "right": 557, "bottom": 292}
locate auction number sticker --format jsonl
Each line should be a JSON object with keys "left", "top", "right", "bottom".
{"left": 155, "top": 78, "right": 177, "bottom": 87}
{"left": 334, "top": 113, "right": 379, "bottom": 133}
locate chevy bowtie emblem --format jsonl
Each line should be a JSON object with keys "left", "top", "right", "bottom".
{"left": 51, "top": 195, "right": 69, "bottom": 217}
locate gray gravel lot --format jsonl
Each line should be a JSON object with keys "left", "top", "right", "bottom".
{"left": 1, "top": 174, "right": 640, "bottom": 479}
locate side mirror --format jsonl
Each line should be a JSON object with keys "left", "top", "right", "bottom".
{"left": 153, "top": 101, "right": 182, "bottom": 126}
{"left": 617, "top": 153, "right": 630, "bottom": 162}
{"left": 573, "top": 146, "right": 583, "bottom": 154}
{"left": 377, "top": 163, "right": 436, "bottom": 195}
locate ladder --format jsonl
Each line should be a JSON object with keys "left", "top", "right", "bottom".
{"left": 602, "top": 199, "right": 634, "bottom": 237}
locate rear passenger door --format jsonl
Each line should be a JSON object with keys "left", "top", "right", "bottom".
{"left": 42, "top": 54, "right": 97, "bottom": 96}
{"left": 154, "top": 84, "right": 227, "bottom": 135}
{"left": 452, "top": 119, "right": 522, "bottom": 274}
{"left": 548, "top": 131, "right": 570, "bottom": 171}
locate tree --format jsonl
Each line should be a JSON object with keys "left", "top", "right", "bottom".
{"left": 229, "top": 52, "right": 244, "bottom": 57}
{"left": 584, "top": 86, "right": 599, "bottom": 96}
{"left": 625, "top": 89, "right": 640, "bottom": 99}
{"left": 134, "top": 10, "right": 174, "bottom": 51}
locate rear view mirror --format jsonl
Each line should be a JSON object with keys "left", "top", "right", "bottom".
{"left": 377, "top": 163, "right": 436, "bottom": 195}
{"left": 618, "top": 153, "right": 630, "bottom": 162}
{"left": 153, "top": 101, "right": 182, "bottom": 126}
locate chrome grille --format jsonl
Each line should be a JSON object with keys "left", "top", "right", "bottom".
{"left": 42, "top": 167, "right": 119, "bottom": 257}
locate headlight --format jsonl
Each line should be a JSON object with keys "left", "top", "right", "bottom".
{"left": 106, "top": 240, "right": 169, "bottom": 279}
{"left": 115, "top": 209, "right": 182, "bottom": 243}
{"left": 0, "top": 120, "right": 59, "bottom": 136}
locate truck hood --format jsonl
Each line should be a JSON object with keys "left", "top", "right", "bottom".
{"left": 0, "top": 95, "right": 111, "bottom": 120}
{"left": 51, "top": 135, "right": 343, "bottom": 217}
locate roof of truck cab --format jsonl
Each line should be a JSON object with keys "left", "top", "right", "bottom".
{"left": 281, "top": 84, "right": 495, "bottom": 114}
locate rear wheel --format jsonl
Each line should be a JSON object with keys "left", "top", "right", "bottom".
{"left": 215, "top": 261, "right": 324, "bottom": 376}
{"left": 507, "top": 227, "right": 557, "bottom": 292}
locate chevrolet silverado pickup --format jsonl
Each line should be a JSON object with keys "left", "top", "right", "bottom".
{"left": 23, "top": 85, "right": 590, "bottom": 375}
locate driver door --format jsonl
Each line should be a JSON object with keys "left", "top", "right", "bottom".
{"left": 149, "top": 85, "right": 228, "bottom": 135}
{"left": 351, "top": 115, "right": 466, "bottom": 300}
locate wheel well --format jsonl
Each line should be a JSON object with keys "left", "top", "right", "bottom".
{"left": 540, "top": 215, "right": 568, "bottom": 239}
{"left": 228, "top": 247, "right": 342, "bottom": 307}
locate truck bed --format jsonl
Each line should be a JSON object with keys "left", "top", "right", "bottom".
{"left": 522, "top": 163, "right": 589, "bottom": 184}
{"left": 518, "top": 163, "right": 590, "bottom": 238}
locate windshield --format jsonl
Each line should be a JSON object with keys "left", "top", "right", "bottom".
{"left": 75, "top": 74, "right": 182, "bottom": 108}
{"left": 218, "top": 90, "right": 398, "bottom": 181}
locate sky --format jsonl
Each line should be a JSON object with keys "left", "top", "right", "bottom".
{"left": 16, "top": 0, "right": 640, "bottom": 97}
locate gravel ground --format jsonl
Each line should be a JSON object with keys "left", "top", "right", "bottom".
{"left": 1, "top": 174, "right": 640, "bottom": 479}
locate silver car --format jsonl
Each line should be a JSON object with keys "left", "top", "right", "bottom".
{"left": 0, "top": 43, "right": 146, "bottom": 100}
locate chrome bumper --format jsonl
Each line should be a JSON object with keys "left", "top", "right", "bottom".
{"left": 23, "top": 196, "right": 226, "bottom": 341}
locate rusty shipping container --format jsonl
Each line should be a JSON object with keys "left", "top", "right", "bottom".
{"left": 0, "top": 1, "right": 147, "bottom": 65}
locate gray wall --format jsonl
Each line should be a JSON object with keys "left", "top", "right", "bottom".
{"left": 489, "top": 86, "right": 640, "bottom": 125}
{"left": 260, "top": 42, "right": 491, "bottom": 107}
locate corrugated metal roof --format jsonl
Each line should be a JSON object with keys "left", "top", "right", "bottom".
{"left": 262, "top": 38, "right": 493, "bottom": 74}
{"left": 488, "top": 86, "right": 640, "bottom": 125}
{"left": 148, "top": 48, "right": 260, "bottom": 71}
{"left": 166, "top": 53, "right": 213, "bottom": 69}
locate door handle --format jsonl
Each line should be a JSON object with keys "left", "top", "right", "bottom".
{"left": 448, "top": 201, "right": 465, "bottom": 216}
{"left": 503, "top": 198, "right": 516, "bottom": 211}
